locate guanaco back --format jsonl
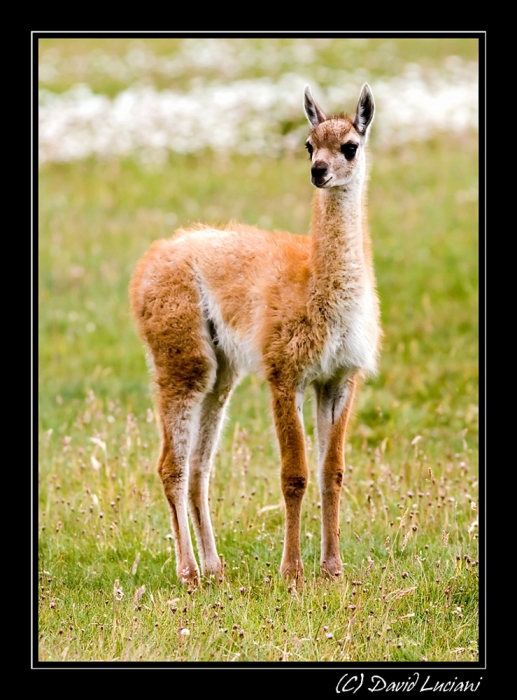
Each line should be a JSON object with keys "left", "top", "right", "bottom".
{"left": 130, "top": 83, "right": 381, "bottom": 585}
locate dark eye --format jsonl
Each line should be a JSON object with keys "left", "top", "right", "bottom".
{"left": 341, "top": 142, "right": 358, "bottom": 160}
{"left": 305, "top": 142, "right": 313, "bottom": 158}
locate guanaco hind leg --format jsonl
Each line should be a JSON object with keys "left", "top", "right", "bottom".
{"left": 156, "top": 401, "right": 203, "bottom": 586}
{"left": 146, "top": 294, "right": 219, "bottom": 584}
{"left": 188, "top": 351, "right": 236, "bottom": 578}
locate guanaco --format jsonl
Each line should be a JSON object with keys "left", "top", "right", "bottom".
{"left": 130, "top": 83, "right": 381, "bottom": 585}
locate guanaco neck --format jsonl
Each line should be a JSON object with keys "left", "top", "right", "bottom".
{"left": 308, "top": 182, "right": 372, "bottom": 317}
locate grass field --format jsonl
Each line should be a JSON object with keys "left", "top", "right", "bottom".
{"left": 37, "top": 36, "right": 480, "bottom": 664}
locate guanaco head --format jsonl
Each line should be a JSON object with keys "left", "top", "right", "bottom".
{"left": 303, "top": 83, "right": 375, "bottom": 189}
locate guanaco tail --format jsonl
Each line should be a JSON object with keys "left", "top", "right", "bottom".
{"left": 130, "top": 83, "right": 381, "bottom": 584}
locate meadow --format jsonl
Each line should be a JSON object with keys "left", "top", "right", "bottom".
{"left": 37, "top": 36, "right": 480, "bottom": 663}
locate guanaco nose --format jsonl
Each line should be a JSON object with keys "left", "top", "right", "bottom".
{"left": 311, "top": 161, "right": 328, "bottom": 185}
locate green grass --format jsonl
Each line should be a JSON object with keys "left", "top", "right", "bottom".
{"left": 37, "top": 38, "right": 479, "bottom": 663}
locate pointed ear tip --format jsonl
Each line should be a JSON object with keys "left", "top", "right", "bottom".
{"left": 304, "top": 84, "right": 312, "bottom": 94}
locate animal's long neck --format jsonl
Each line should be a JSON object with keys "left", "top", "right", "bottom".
{"left": 308, "top": 183, "right": 372, "bottom": 314}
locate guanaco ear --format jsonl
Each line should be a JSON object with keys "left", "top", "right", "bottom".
{"left": 304, "top": 84, "right": 327, "bottom": 129}
{"left": 353, "top": 83, "right": 375, "bottom": 139}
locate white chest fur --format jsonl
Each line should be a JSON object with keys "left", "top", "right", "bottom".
{"left": 313, "top": 285, "right": 379, "bottom": 382}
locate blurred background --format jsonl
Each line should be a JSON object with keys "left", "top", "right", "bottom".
{"left": 39, "top": 37, "right": 478, "bottom": 163}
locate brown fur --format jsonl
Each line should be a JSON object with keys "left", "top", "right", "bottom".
{"left": 129, "top": 84, "right": 381, "bottom": 585}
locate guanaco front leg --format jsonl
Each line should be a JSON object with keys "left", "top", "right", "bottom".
{"left": 314, "top": 376, "right": 357, "bottom": 578}
{"left": 270, "top": 385, "right": 308, "bottom": 582}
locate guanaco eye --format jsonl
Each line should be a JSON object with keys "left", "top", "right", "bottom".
{"left": 341, "top": 142, "right": 358, "bottom": 160}
{"left": 305, "top": 142, "right": 313, "bottom": 158}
